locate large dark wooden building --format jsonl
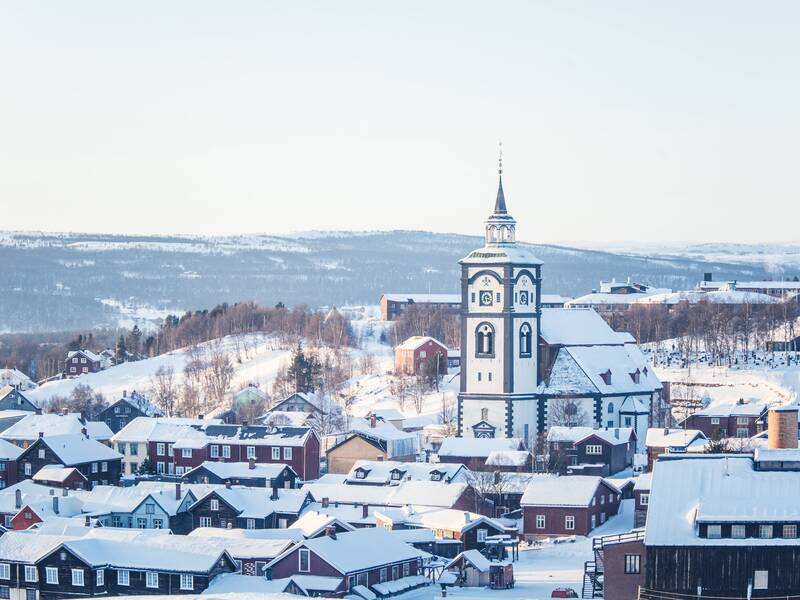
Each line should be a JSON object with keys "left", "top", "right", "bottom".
{"left": 97, "top": 390, "right": 163, "bottom": 433}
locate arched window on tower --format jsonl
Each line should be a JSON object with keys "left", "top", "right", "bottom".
{"left": 519, "top": 323, "right": 532, "bottom": 358}
{"left": 608, "top": 402, "right": 615, "bottom": 414}
{"left": 475, "top": 323, "right": 495, "bottom": 357}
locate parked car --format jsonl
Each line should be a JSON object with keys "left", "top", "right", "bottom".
{"left": 551, "top": 587, "right": 579, "bottom": 598}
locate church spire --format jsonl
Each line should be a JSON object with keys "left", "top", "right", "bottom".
{"left": 494, "top": 142, "right": 507, "bottom": 215}
{"left": 484, "top": 142, "right": 516, "bottom": 246}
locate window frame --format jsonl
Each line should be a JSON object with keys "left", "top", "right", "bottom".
{"left": 623, "top": 554, "right": 641, "bottom": 575}
{"left": 118, "top": 569, "right": 130, "bottom": 586}
{"left": 24, "top": 565, "right": 37, "bottom": 583}
{"left": 298, "top": 548, "right": 311, "bottom": 573}
{"left": 45, "top": 567, "right": 58, "bottom": 585}
{"left": 146, "top": 571, "right": 159, "bottom": 589}
{"left": 71, "top": 568, "right": 84, "bottom": 587}
{"left": 180, "top": 574, "right": 193, "bottom": 591}
{"left": 565, "top": 515, "right": 575, "bottom": 530}
{"left": 535, "top": 514, "right": 546, "bottom": 529}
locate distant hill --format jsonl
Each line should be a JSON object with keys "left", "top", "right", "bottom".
{"left": 0, "top": 230, "right": 777, "bottom": 332}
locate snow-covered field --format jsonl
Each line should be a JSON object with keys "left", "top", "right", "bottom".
{"left": 27, "top": 333, "right": 293, "bottom": 407}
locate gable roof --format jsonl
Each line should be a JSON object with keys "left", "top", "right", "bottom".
{"left": 645, "top": 428, "right": 708, "bottom": 449}
{"left": 269, "top": 392, "right": 321, "bottom": 413}
{"left": 32, "top": 434, "right": 122, "bottom": 466}
{"left": 539, "top": 309, "right": 624, "bottom": 347}
{"left": 288, "top": 510, "right": 356, "bottom": 538}
{"left": 395, "top": 336, "right": 446, "bottom": 352}
{"left": 1, "top": 413, "right": 112, "bottom": 442}
{"left": 32, "top": 466, "right": 87, "bottom": 484}
{"left": 191, "top": 487, "right": 308, "bottom": 518}
{"left": 110, "top": 416, "right": 220, "bottom": 443}
{"left": 521, "top": 475, "right": 619, "bottom": 507}
{"left": 302, "top": 480, "right": 469, "bottom": 509}
{"left": 574, "top": 428, "right": 636, "bottom": 447}
{"left": 345, "top": 460, "right": 466, "bottom": 485}
{"left": 186, "top": 461, "right": 296, "bottom": 481}
{"left": 438, "top": 437, "right": 522, "bottom": 459}
{"left": 104, "top": 392, "right": 162, "bottom": 418}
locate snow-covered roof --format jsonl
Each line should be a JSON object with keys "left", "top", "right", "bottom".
{"left": 111, "top": 416, "right": 221, "bottom": 443}
{"left": 288, "top": 510, "right": 356, "bottom": 538}
{"left": 191, "top": 487, "right": 308, "bottom": 518}
{"left": 67, "top": 349, "right": 103, "bottom": 362}
{"left": 567, "top": 292, "right": 653, "bottom": 306}
{"left": 540, "top": 294, "right": 571, "bottom": 305}
{"left": 573, "top": 428, "right": 636, "bottom": 447}
{"left": 186, "top": 461, "right": 295, "bottom": 481}
{"left": 33, "top": 465, "right": 85, "bottom": 484}
{"left": 382, "top": 293, "right": 460, "bottom": 304}
{"left": 633, "top": 472, "right": 652, "bottom": 492}
{"left": 395, "top": 336, "right": 447, "bottom": 352}
{"left": 645, "top": 454, "right": 800, "bottom": 547}
{"left": 438, "top": 437, "right": 522, "bottom": 459}
{"left": 446, "top": 549, "right": 491, "bottom": 572}
{"left": 38, "top": 434, "right": 122, "bottom": 465}
{"left": 366, "top": 408, "right": 405, "bottom": 422}
{"left": 268, "top": 527, "right": 424, "bottom": 574}
{"left": 0, "top": 438, "right": 23, "bottom": 460}
{"left": 111, "top": 392, "right": 162, "bottom": 417}
{"left": 699, "top": 280, "right": 800, "bottom": 291}
{"left": 188, "top": 526, "right": 304, "bottom": 543}
{"left": 378, "top": 506, "right": 505, "bottom": 534}
{"left": 0, "top": 369, "right": 34, "bottom": 388}
{"left": 547, "top": 426, "right": 596, "bottom": 443}
{"left": 1, "top": 413, "right": 112, "bottom": 442}
{"left": 302, "top": 480, "right": 468, "bottom": 509}
{"left": 539, "top": 309, "right": 625, "bottom": 347}
{"left": 521, "top": 475, "right": 618, "bottom": 507}
{"left": 459, "top": 243, "right": 543, "bottom": 266}
{"left": 173, "top": 424, "right": 315, "bottom": 450}
{"left": 645, "top": 428, "right": 708, "bottom": 449}
{"left": 633, "top": 290, "right": 781, "bottom": 305}
{"left": 690, "top": 398, "right": 769, "bottom": 418}
{"left": 485, "top": 450, "right": 530, "bottom": 466}
{"left": 345, "top": 460, "right": 466, "bottom": 485}
{"left": 754, "top": 448, "right": 800, "bottom": 463}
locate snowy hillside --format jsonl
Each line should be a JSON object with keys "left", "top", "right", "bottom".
{"left": 0, "top": 230, "right": 776, "bottom": 332}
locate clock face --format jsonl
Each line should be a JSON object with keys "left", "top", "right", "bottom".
{"left": 479, "top": 291, "right": 494, "bottom": 306}
{"left": 519, "top": 291, "right": 529, "bottom": 305}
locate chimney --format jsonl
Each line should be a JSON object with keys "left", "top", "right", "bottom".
{"left": 463, "top": 511, "right": 471, "bottom": 524}
{"left": 362, "top": 504, "right": 369, "bottom": 519}
{"left": 242, "top": 420, "right": 248, "bottom": 427}
{"left": 768, "top": 406, "right": 799, "bottom": 450}
{"left": 175, "top": 482, "right": 182, "bottom": 500}
{"left": 15, "top": 489, "right": 21, "bottom": 509}
{"left": 52, "top": 496, "right": 59, "bottom": 515}
{"left": 62, "top": 488, "right": 68, "bottom": 497}
{"left": 38, "top": 431, "right": 44, "bottom": 439}
{"left": 325, "top": 526, "right": 336, "bottom": 539}
{"left": 84, "top": 515, "right": 91, "bottom": 527}
{"left": 249, "top": 458, "right": 256, "bottom": 470}
{"left": 198, "top": 414, "right": 204, "bottom": 420}
{"left": 663, "top": 427, "right": 670, "bottom": 436}
{"left": 225, "top": 481, "right": 232, "bottom": 489}
{"left": 322, "top": 497, "right": 329, "bottom": 508}
{"left": 370, "top": 414, "right": 377, "bottom": 428}
{"left": 270, "top": 478, "right": 278, "bottom": 501}
{"left": 123, "top": 390, "right": 127, "bottom": 398}
{"left": 614, "top": 428, "right": 619, "bottom": 439}
{"left": 81, "top": 427, "right": 88, "bottom": 438}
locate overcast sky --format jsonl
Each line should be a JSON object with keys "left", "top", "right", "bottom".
{"left": 1, "top": 2, "right": 798, "bottom": 244}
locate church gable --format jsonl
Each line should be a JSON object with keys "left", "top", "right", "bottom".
{"left": 542, "top": 348, "right": 598, "bottom": 396}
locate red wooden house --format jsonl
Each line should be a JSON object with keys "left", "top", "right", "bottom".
{"left": 394, "top": 336, "right": 449, "bottom": 375}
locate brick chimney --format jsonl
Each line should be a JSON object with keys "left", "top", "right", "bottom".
{"left": 52, "top": 496, "right": 59, "bottom": 515}
{"left": 81, "top": 427, "right": 88, "bottom": 438}
{"left": 62, "top": 488, "right": 68, "bottom": 497}
{"left": 321, "top": 497, "right": 329, "bottom": 508}
{"left": 225, "top": 481, "right": 232, "bottom": 489}
{"left": 85, "top": 515, "right": 91, "bottom": 527}
{"left": 123, "top": 390, "right": 127, "bottom": 398}
{"left": 270, "top": 479, "right": 279, "bottom": 501}
{"left": 175, "top": 482, "right": 182, "bottom": 500}
{"left": 15, "top": 489, "right": 21, "bottom": 509}
{"left": 38, "top": 431, "right": 44, "bottom": 439}
{"left": 249, "top": 457, "right": 256, "bottom": 470}
{"left": 370, "top": 414, "right": 377, "bottom": 428}
{"left": 362, "top": 504, "right": 369, "bottom": 519}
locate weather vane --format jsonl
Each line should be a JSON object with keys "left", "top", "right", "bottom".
{"left": 498, "top": 141, "right": 503, "bottom": 176}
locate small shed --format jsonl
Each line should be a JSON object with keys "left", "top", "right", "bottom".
{"left": 444, "top": 549, "right": 514, "bottom": 589}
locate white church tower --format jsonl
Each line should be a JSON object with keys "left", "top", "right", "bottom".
{"left": 457, "top": 154, "right": 543, "bottom": 443}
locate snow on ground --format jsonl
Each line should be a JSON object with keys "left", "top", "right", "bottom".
{"left": 27, "top": 333, "right": 292, "bottom": 407}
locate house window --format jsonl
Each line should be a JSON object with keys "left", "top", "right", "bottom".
{"left": 130, "top": 444, "right": 138, "bottom": 456}
{"left": 476, "top": 529, "right": 487, "bottom": 542}
{"left": 348, "top": 575, "right": 356, "bottom": 590}
{"left": 754, "top": 570, "right": 768, "bottom": 590}
{"left": 0, "top": 565, "right": 8, "bottom": 580}
{"left": 72, "top": 569, "right": 84, "bottom": 586}
{"left": 355, "top": 470, "right": 366, "bottom": 479}
{"left": 24, "top": 463, "right": 31, "bottom": 476}
{"left": 278, "top": 518, "right": 288, "bottom": 528}
{"left": 96, "top": 569, "right": 104, "bottom": 586}
{"left": 153, "top": 519, "right": 163, "bottom": 529}
{"left": 731, "top": 524, "right": 746, "bottom": 538}
{"left": 737, "top": 417, "right": 749, "bottom": 425}
{"left": 38, "top": 449, "right": 45, "bottom": 459}
{"left": 137, "top": 518, "right": 147, "bottom": 528}
{"left": 535, "top": 515, "right": 546, "bottom": 529}
{"left": 70, "top": 367, "right": 76, "bottom": 373}
{"left": 181, "top": 448, "right": 192, "bottom": 458}
{"left": 156, "top": 462, "right": 165, "bottom": 474}
{"left": 45, "top": 567, "right": 58, "bottom": 584}
{"left": 706, "top": 525, "right": 722, "bottom": 539}
{"left": 431, "top": 472, "right": 441, "bottom": 481}
{"left": 565, "top": 516, "right": 575, "bottom": 530}
{"left": 210, "top": 499, "right": 220, "bottom": 511}
{"left": 586, "top": 445, "right": 603, "bottom": 455}
{"left": 199, "top": 517, "right": 211, "bottom": 528}
{"left": 175, "top": 466, "right": 184, "bottom": 476}
{"left": 271, "top": 447, "right": 280, "bottom": 460}
{"left": 640, "top": 494, "right": 649, "bottom": 506}
{"left": 624, "top": 417, "right": 632, "bottom": 426}
{"left": 0, "top": 587, "right": 8, "bottom": 600}
{"left": 24, "top": 566, "right": 37, "bottom": 582}
{"left": 118, "top": 570, "right": 130, "bottom": 586}
{"left": 784, "top": 524, "right": 797, "bottom": 538}
{"left": 168, "top": 444, "right": 174, "bottom": 455}
{"left": 246, "top": 518, "right": 256, "bottom": 530}
{"left": 600, "top": 495, "right": 605, "bottom": 505}
{"left": 711, "top": 417, "right": 720, "bottom": 425}
{"left": 247, "top": 446, "right": 256, "bottom": 459}
{"left": 759, "top": 525, "right": 773, "bottom": 539}
{"left": 475, "top": 323, "right": 495, "bottom": 357}
{"left": 298, "top": 549, "right": 310, "bottom": 573}
{"left": 608, "top": 402, "right": 614, "bottom": 414}
{"left": 283, "top": 447, "right": 292, "bottom": 460}
{"left": 180, "top": 575, "right": 193, "bottom": 590}
{"left": 222, "top": 445, "right": 231, "bottom": 458}
{"left": 736, "top": 428, "right": 749, "bottom": 438}
{"left": 624, "top": 555, "right": 641, "bottom": 574}
{"left": 519, "top": 323, "right": 532, "bottom": 358}
{"left": 146, "top": 503, "right": 155, "bottom": 514}
{"left": 403, "top": 562, "right": 410, "bottom": 577}
{"left": 392, "top": 565, "right": 399, "bottom": 580}
{"left": 157, "top": 443, "right": 165, "bottom": 456}
{"left": 91, "top": 463, "right": 98, "bottom": 473}
{"left": 146, "top": 572, "right": 159, "bottom": 588}
{"left": 210, "top": 445, "right": 219, "bottom": 458}
{"left": 101, "top": 462, "right": 108, "bottom": 472}
{"left": 380, "top": 568, "right": 387, "bottom": 583}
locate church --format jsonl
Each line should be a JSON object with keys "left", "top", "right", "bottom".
{"left": 457, "top": 165, "right": 663, "bottom": 452}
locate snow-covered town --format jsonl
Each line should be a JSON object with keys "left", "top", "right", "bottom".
{"left": 2, "top": 4, "right": 800, "bottom": 600}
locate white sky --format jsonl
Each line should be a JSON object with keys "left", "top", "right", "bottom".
{"left": 1, "top": 1, "right": 798, "bottom": 244}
